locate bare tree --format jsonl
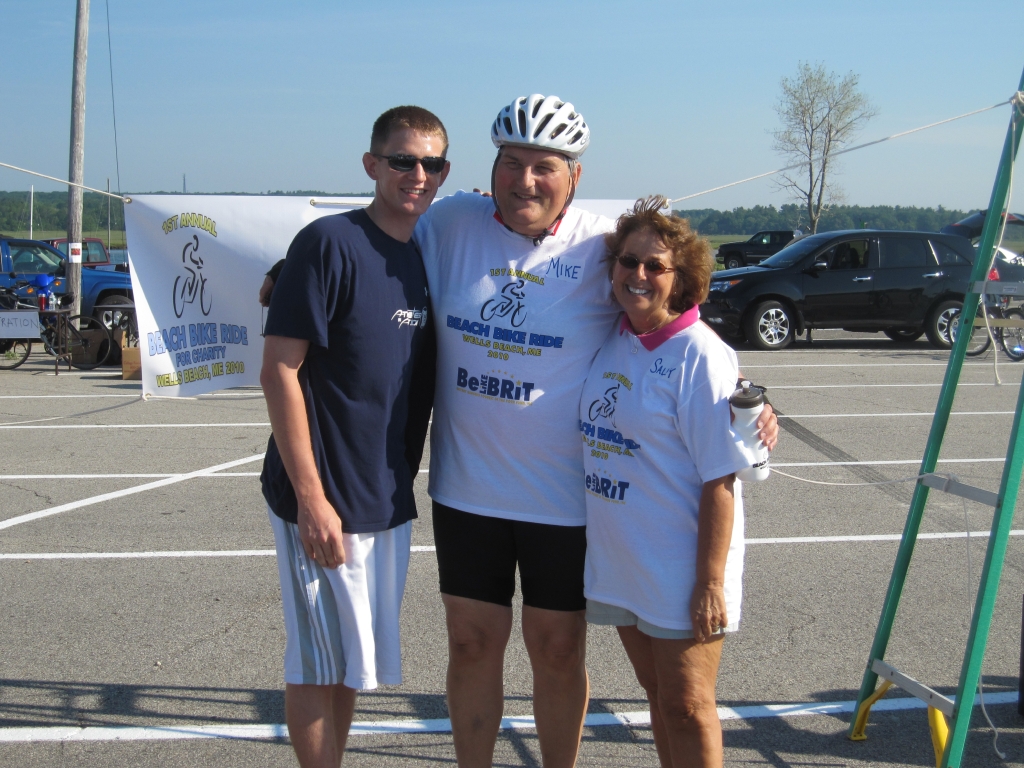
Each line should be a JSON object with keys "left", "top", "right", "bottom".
{"left": 772, "top": 62, "right": 876, "bottom": 233}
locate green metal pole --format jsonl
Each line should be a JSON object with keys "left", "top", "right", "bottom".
{"left": 943, "top": 364, "right": 1024, "bottom": 767}
{"left": 849, "top": 67, "right": 1024, "bottom": 739}
{"left": 942, "top": 78, "right": 1024, "bottom": 768}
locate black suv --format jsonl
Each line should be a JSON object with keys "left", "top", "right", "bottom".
{"left": 702, "top": 230, "right": 976, "bottom": 350}
{"left": 716, "top": 230, "right": 801, "bottom": 270}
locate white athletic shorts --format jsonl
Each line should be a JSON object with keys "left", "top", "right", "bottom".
{"left": 268, "top": 506, "right": 412, "bottom": 690}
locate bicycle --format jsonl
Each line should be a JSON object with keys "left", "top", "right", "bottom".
{"left": 0, "top": 283, "right": 113, "bottom": 370}
{"left": 960, "top": 295, "right": 1024, "bottom": 362}
{"left": 172, "top": 235, "right": 212, "bottom": 319}
{"left": 587, "top": 384, "right": 619, "bottom": 422}
{"left": 481, "top": 279, "right": 528, "bottom": 327}
{"left": 0, "top": 284, "right": 35, "bottom": 369}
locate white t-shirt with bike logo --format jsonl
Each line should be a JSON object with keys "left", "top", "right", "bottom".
{"left": 580, "top": 314, "right": 755, "bottom": 630}
{"left": 415, "top": 191, "right": 618, "bottom": 525}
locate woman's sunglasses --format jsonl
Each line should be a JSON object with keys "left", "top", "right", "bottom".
{"left": 616, "top": 254, "right": 677, "bottom": 275}
{"left": 373, "top": 154, "right": 448, "bottom": 175}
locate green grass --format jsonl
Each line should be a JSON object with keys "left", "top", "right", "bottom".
{"left": 704, "top": 235, "right": 744, "bottom": 271}
{"left": 3, "top": 230, "right": 128, "bottom": 248}
{"left": 705, "top": 235, "right": 745, "bottom": 250}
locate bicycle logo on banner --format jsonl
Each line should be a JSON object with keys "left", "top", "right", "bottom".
{"left": 172, "top": 234, "right": 212, "bottom": 319}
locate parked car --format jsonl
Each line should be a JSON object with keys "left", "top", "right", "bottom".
{"left": 42, "top": 236, "right": 112, "bottom": 267}
{"left": 702, "top": 230, "right": 977, "bottom": 351}
{"left": 716, "top": 230, "right": 801, "bottom": 271}
{"left": 940, "top": 211, "right": 1024, "bottom": 240}
{"left": 0, "top": 236, "right": 133, "bottom": 321}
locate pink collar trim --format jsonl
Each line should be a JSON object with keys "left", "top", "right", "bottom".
{"left": 619, "top": 304, "right": 700, "bottom": 351}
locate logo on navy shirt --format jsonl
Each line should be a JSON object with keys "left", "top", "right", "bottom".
{"left": 392, "top": 308, "right": 428, "bottom": 329}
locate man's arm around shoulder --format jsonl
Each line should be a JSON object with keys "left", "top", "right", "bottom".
{"left": 261, "top": 335, "right": 345, "bottom": 568}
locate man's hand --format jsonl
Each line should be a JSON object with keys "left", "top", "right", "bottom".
{"left": 472, "top": 188, "right": 494, "bottom": 198}
{"left": 757, "top": 402, "right": 779, "bottom": 451}
{"left": 259, "top": 276, "right": 275, "bottom": 307}
{"left": 297, "top": 494, "right": 345, "bottom": 569}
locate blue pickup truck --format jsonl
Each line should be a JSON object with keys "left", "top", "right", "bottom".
{"left": 0, "top": 236, "right": 133, "bottom": 320}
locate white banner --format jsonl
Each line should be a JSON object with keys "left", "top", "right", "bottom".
{"left": 123, "top": 195, "right": 637, "bottom": 398}
{"left": 0, "top": 310, "right": 40, "bottom": 339}
{"left": 124, "top": 195, "right": 370, "bottom": 397}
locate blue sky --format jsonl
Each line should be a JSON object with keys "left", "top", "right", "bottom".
{"left": 2, "top": 0, "right": 1021, "bottom": 211}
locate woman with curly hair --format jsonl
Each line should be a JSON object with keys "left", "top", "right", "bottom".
{"left": 580, "top": 196, "right": 759, "bottom": 768}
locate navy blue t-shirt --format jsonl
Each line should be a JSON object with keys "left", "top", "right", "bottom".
{"left": 260, "top": 208, "right": 435, "bottom": 533}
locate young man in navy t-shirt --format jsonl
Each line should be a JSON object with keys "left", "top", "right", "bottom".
{"left": 259, "top": 106, "right": 449, "bottom": 768}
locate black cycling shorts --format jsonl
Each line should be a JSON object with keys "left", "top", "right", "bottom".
{"left": 431, "top": 501, "right": 587, "bottom": 612}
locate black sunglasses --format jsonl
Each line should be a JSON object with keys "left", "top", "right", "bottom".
{"left": 373, "top": 153, "right": 447, "bottom": 174}
{"left": 616, "top": 254, "right": 677, "bottom": 274}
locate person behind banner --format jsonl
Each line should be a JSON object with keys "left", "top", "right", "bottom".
{"left": 582, "top": 197, "right": 755, "bottom": 768}
{"left": 259, "top": 106, "right": 447, "bottom": 768}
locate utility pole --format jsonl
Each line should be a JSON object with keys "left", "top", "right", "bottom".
{"left": 29, "top": 185, "right": 33, "bottom": 240}
{"left": 106, "top": 177, "right": 110, "bottom": 251}
{"left": 67, "top": 0, "right": 90, "bottom": 317}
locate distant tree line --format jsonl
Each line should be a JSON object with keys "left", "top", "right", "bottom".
{"left": 674, "top": 203, "right": 977, "bottom": 235}
{"left": 0, "top": 191, "right": 125, "bottom": 233}
{"left": 1, "top": 191, "right": 976, "bottom": 237}
{"left": 0, "top": 190, "right": 373, "bottom": 233}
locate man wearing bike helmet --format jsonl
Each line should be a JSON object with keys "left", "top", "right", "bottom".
{"left": 415, "top": 94, "right": 778, "bottom": 767}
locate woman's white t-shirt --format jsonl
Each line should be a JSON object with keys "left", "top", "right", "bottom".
{"left": 415, "top": 191, "right": 619, "bottom": 526}
{"left": 580, "top": 310, "right": 757, "bottom": 630}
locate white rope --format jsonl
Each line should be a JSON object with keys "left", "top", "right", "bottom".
{"left": 0, "top": 162, "right": 127, "bottom": 201}
{"left": 668, "top": 97, "right": 1014, "bottom": 205}
{"left": 770, "top": 468, "right": 946, "bottom": 487}
{"left": 0, "top": 395, "right": 141, "bottom": 426}
{"left": 953, "top": 471, "right": 1006, "bottom": 760}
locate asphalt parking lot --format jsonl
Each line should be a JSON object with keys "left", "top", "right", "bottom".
{"left": 3, "top": 330, "right": 1024, "bottom": 767}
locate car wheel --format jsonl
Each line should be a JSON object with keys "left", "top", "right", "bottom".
{"left": 724, "top": 254, "right": 743, "bottom": 271}
{"left": 744, "top": 300, "right": 794, "bottom": 351}
{"left": 925, "top": 300, "right": 962, "bottom": 349}
{"left": 884, "top": 327, "right": 924, "bottom": 343}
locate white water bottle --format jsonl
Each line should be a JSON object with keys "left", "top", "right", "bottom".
{"left": 730, "top": 380, "right": 770, "bottom": 482}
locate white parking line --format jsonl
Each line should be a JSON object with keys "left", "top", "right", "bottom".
{"left": 0, "top": 454, "right": 266, "bottom": 531}
{"left": 0, "top": 470, "right": 429, "bottom": 479}
{"left": 0, "top": 460, "right": 1000, "bottom": 479}
{"left": 773, "top": 458, "right": 1005, "bottom": 467}
{"left": 740, "top": 362, "right": 997, "bottom": 369}
{"left": 0, "top": 412, "right": 1013, "bottom": 428}
{"left": 0, "top": 546, "right": 439, "bottom": 560}
{"left": 779, "top": 411, "right": 1013, "bottom": 419}
{"left": 3, "top": 533, "right": 1014, "bottom": 561}
{"left": 0, "top": 395, "right": 137, "bottom": 399}
{"left": 0, "top": 392, "right": 260, "bottom": 399}
{"left": 771, "top": 382, "right": 1018, "bottom": 389}
{"left": 0, "top": 691, "right": 1014, "bottom": 742}
{"left": 0, "top": 423, "right": 272, "bottom": 430}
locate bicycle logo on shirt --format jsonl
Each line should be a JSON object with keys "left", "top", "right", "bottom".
{"left": 588, "top": 383, "right": 619, "bottom": 423}
{"left": 172, "top": 234, "right": 212, "bottom": 318}
{"left": 481, "top": 279, "right": 527, "bottom": 328}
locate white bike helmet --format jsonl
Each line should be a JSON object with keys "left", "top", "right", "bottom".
{"left": 490, "top": 94, "right": 590, "bottom": 159}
